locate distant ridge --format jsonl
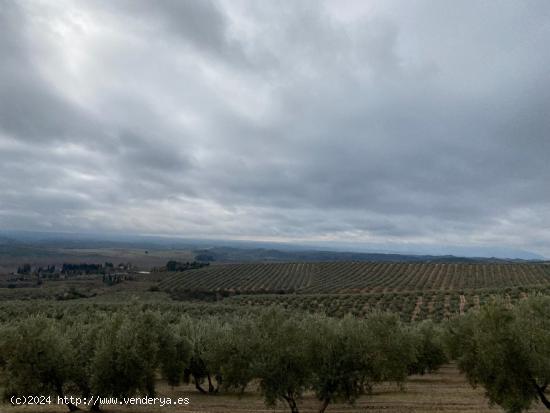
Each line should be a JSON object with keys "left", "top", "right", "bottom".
{"left": 192, "top": 247, "right": 544, "bottom": 264}
{"left": 0, "top": 230, "right": 545, "bottom": 263}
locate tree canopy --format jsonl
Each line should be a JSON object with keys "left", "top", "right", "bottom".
{"left": 446, "top": 296, "right": 550, "bottom": 413}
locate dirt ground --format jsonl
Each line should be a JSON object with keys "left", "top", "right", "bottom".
{"left": 3, "top": 364, "right": 548, "bottom": 413}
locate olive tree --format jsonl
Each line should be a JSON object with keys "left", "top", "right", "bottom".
{"left": 90, "top": 311, "right": 162, "bottom": 400}
{"left": 66, "top": 315, "right": 105, "bottom": 411}
{"left": 181, "top": 316, "right": 224, "bottom": 394}
{"left": 364, "top": 312, "right": 418, "bottom": 385}
{"left": 408, "top": 320, "right": 448, "bottom": 375}
{"left": 158, "top": 319, "right": 192, "bottom": 388}
{"left": 446, "top": 296, "right": 550, "bottom": 412}
{"left": 253, "top": 309, "right": 311, "bottom": 413}
{"left": 1, "top": 316, "right": 78, "bottom": 411}
{"left": 307, "top": 312, "right": 421, "bottom": 413}
{"left": 205, "top": 317, "right": 258, "bottom": 394}
{"left": 306, "top": 315, "right": 371, "bottom": 413}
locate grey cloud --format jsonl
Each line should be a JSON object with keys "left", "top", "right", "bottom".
{"left": 128, "top": 0, "right": 227, "bottom": 53}
{"left": 1, "top": 0, "right": 550, "bottom": 257}
{"left": 0, "top": 2, "right": 101, "bottom": 144}
{"left": 92, "top": 0, "right": 251, "bottom": 67}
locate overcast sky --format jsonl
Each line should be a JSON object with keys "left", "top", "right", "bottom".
{"left": 1, "top": 0, "right": 550, "bottom": 257}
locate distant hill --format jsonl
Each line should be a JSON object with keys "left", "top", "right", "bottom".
{"left": 0, "top": 230, "right": 545, "bottom": 266}
{"left": 192, "top": 246, "right": 542, "bottom": 264}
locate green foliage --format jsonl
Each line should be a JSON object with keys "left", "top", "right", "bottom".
{"left": 306, "top": 315, "right": 374, "bottom": 412}
{"left": 446, "top": 296, "right": 550, "bottom": 412}
{"left": 408, "top": 320, "right": 448, "bottom": 375}
{"left": 0, "top": 316, "right": 77, "bottom": 410}
{"left": 66, "top": 315, "right": 103, "bottom": 399}
{"left": 165, "top": 260, "right": 209, "bottom": 272}
{"left": 158, "top": 320, "right": 192, "bottom": 387}
{"left": 364, "top": 312, "right": 418, "bottom": 385}
{"left": 180, "top": 316, "right": 225, "bottom": 393}
{"left": 0, "top": 303, "right": 449, "bottom": 413}
{"left": 205, "top": 317, "right": 257, "bottom": 393}
{"left": 252, "top": 309, "right": 311, "bottom": 413}
{"left": 91, "top": 311, "right": 162, "bottom": 398}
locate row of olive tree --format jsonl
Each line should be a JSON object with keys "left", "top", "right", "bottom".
{"left": 444, "top": 295, "right": 550, "bottom": 413}
{"left": 0, "top": 311, "right": 175, "bottom": 411}
{"left": 0, "top": 308, "right": 447, "bottom": 413}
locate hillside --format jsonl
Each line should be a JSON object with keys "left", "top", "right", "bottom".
{"left": 161, "top": 261, "right": 550, "bottom": 294}
{"left": 161, "top": 262, "right": 550, "bottom": 321}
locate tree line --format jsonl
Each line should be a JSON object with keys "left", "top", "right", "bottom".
{"left": 0, "top": 308, "right": 445, "bottom": 413}
{"left": 0, "top": 296, "right": 548, "bottom": 413}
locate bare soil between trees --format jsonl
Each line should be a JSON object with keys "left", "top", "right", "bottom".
{"left": 3, "top": 365, "right": 547, "bottom": 413}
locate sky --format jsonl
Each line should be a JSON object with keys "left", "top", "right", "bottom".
{"left": 1, "top": 0, "right": 550, "bottom": 258}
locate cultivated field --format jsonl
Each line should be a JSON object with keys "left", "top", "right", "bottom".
{"left": 161, "top": 262, "right": 550, "bottom": 320}
{"left": 1, "top": 261, "right": 549, "bottom": 413}
{"left": 161, "top": 262, "right": 550, "bottom": 293}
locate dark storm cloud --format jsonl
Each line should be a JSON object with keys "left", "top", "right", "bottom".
{"left": 1, "top": 0, "right": 550, "bottom": 256}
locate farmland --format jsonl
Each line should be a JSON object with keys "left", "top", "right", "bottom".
{"left": 161, "top": 262, "right": 550, "bottom": 320}
{"left": 1, "top": 258, "right": 550, "bottom": 412}
{"left": 161, "top": 262, "right": 550, "bottom": 293}
{"left": 2, "top": 259, "right": 550, "bottom": 322}
{"left": 1, "top": 297, "right": 549, "bottom": 413}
